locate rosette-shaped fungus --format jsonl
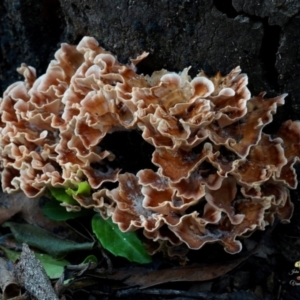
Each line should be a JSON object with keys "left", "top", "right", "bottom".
{"left": 0, "top": 37, "right": 298, "bottom": 254}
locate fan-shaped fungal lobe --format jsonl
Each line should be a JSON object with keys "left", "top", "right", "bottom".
{"left": 0, "top": 36, "right": 298, "bottom": 255}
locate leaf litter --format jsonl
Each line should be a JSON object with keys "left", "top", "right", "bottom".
{"left": 0, "top": 188, "right": 295, "bottom": 299}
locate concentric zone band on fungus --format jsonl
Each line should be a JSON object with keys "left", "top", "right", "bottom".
{"left": 0, "top": 37, "right": 298, "bottom": 255}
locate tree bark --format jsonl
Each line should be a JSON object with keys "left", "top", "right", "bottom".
{"left": 1, "top": 0, "right": 300, "bottom": 121}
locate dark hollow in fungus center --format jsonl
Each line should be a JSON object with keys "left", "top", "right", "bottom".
{"left": 99, "top": 130, "right": 157, "bottom": 175}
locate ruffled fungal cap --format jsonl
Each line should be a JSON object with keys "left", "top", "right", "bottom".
{"left": 0, "top": 36, "right": 298, "bottom": 255}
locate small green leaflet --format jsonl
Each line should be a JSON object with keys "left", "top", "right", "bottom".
{"left": 66, "top": 181, "right": 91, "bottom": 197}
{"left": 48, "top": 181, "right": 91, "bottom": 205}
{"left": 46, "top": 182, "right": 151, "bottom": 264}
{"left": 35, "top": 253, "right": 69, "bottom": 279}
{"left": 92, "top": 214, "right": 152, "bottom": 264}
{"left": 42, "top": 200, "right": 91, "bottom": 221}
{"left": 49, "top": 187, "right": 76, "bottom": 204}
{"left": 81, "top": 255, "right": 98, "bottom": 264}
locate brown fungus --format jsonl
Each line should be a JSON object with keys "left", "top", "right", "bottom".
{"left": 0, "top": 37, "right": 298, "bottom": 255}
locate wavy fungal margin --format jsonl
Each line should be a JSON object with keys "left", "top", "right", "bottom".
{"left": 0, "top": 37, "right": 298, "bottom": 255}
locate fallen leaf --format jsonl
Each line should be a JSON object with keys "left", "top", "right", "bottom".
{"left": 20, "top": 196, "right": 80, "bottom": 239}
{"left": 0, "top": 191, "right": 86, "bottom": 242}
{"left": 103, "top": 256, "right": 248, "bottom": 288}
{"left": 2, "top": 222, "right": 94, "bottom": 258}
{"left": 0, "top": 192, "right": 24, "bottom": 225}
{"left": 0, "top": 257, "right": 21, "bottom": 300}
{"left": 0, "top": 246, "right": 69, "bottom": 279}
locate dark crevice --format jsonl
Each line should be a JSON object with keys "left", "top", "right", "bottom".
{"left": 17, "top": 0, "right": 64, "bottom": 78}
{"left": 21, "top": 0, "right": 63, "bottom": 52}
{"left": 213, "top": 0, "right": 281, "bottom": 90}
{"left": 99, "top": 130, "right": 157, "bottom": 175}
{"left": 213, "top": 0, "right": 238, "bottom": 18}
{"left": 135, "top": 55, "right": 157, "bottom": 76}
{"left": 260, "top": 21, "right": 281, "bottom": 90}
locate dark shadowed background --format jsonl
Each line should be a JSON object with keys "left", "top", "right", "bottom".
{"left": 1, "top": 0, "right": 300, "bottom": 123}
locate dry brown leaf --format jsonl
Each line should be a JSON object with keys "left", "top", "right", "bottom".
{"left": 0, "top": 257, "right": 21, "bottom": 299}
{"left": 105, "top": 256, "right": 247, "bottom": 288}
{"left": 0, "top": 192, "right": 24, "bottom": 225}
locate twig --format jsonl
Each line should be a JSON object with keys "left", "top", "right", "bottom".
{"left": 63, "top": 220, "right": 94, "bottom": 242}
{"left": 114, "top": 288, "right": 260, "bottom": 299}
{"left": 6, "top": 292, "right": 30, "bottom": 300}
{"left": 98, "top": 244, "right": 113, "bottom": 273}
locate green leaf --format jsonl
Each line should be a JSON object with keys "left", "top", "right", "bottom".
{"left": 35, "top": 253, "right": 69, "bottom": 279}
{"left": 49, "top": 187, "right": 77, "bottom": 204}
{"left": 92, "top": 214, "right": 152, "bottom": 264}
{"left": 82, "top": 255, "right": 98, "bottom": 264}
{"left": 0, "top": 246, "right": 69, "bottom": 279}
{"left": 0, "top": 245, "right": 19, "bottom": 262}
{"left": 2, "top": 222, "right": 94, "bottom": 258}
{"left": 42, "top": 201, "right": 91, "bottom": 221}
{"left": 66, "top": 181, "right": 91, "bottom": 197}
{"left": 48, "top": 181, "right": 91, "bottom": 206}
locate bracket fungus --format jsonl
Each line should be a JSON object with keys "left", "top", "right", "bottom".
{"left": 0, "top": 36, "right": 298, "bottom": 255}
